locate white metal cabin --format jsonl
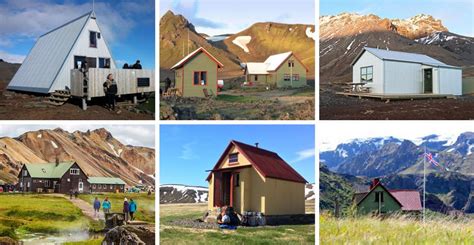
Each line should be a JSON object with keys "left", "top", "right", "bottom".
{"left": 8, "top": 11, "right": 116, "bottom": 94}
{"left": 351, "top": 47, "right": 462, "bottom": 95}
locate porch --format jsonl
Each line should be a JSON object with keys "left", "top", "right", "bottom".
{"left": 336, "top": 92, "right": 456, "bottom": 101}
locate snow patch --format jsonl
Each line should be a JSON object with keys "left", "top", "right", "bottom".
{"left": 305, "top": 27, "right": 316, "bottom": 41}
{"left": 346, "top": 39, "right": 355, "bottom": 50}
{"left": 232, "top": 36, "right": 251, "bottom": 53}
{"left": 447, "top": 148, "right": 455, "bottom": 153}
{"left": 37, "top": 134, "right": 42, "bottom": 138}
{"left": 107, "top": 143, "right": 120, "bottom": 157}
{"left": 468, "top": 144, "right": 474, "bottom": 156}
{"left": 51, "top": 141, "right": 58, "bottom": 149}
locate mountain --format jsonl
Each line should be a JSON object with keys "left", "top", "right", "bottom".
{"left": 218, "top": 22, "right": 315, "bottom": 77}
{"left": 319, "top": 164, "right": 360, "bottom": 211}
{"left": 320, "top": 132, "right": 474, "bottom": 177}
{"left": 159, "top": 11, "right": 241, "bottom": 78}
{"left": 0, "top": 60, "right": 20, "bottom": 89}
{"left": 320, "top": 13, "right": 474, "bottom": 84}
{"left": 160, "top": 183, "right": 316, "bottom": 204}
{"left": 0, "top": 128, "right": 155, "bottom": 186}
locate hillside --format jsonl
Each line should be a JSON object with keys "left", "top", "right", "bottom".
{"left": 320, "top": 13, "right": 474, "bottom": 84}
{"left": 0, "top": 128, "right": 155, "bottom": 186}
{"left": 0, "top": 60, "right": 20, "bottom": 90}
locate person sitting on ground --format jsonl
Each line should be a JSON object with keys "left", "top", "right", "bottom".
{"left": 164, "top": 77, "right": 171, "bottom": 93}
{"left": 132, "top": 60, "right": 142, "bottom": 69}
{"left": 218, "top": 206, "right": 238, "bottom": 230}
{"left": 93, "top": 197, "right": 101, "bottom": 218}
{"left": 103, "top": 73, "right": 118, "bottom": 111}
{"left": 103, "top": 197, "right": 111, "bottom": 214}
{"left": 123, "top": 198, "right": 130, "bottom": 222}
{"left": 129, "top": 198, "right": 137, "bottom": 221}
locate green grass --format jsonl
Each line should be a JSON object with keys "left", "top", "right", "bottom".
{"left": 215, "top": 94, "right": 258, "bottom": 103}
{"left": 320, "top": 212, "right": 474, "bottom": 244}
{"left": 136, "top": 94, "right": 155, "bottom": 113}
{"left": 0, "top": 194, "right": 90, "bottom": 239}
{"left": 79, "top": 193, "right": 155, "bottom": 223}
{"left": 160, "top": 203, "right": 314, "bottom": 244}
{"left": 64, "top": 237, "right": 103, "bottom": 245}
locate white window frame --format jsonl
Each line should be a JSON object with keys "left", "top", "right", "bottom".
{"left": 70, "top": 168, "right": 80, "bottom": 175}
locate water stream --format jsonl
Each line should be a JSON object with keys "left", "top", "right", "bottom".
{"left": 18, "top": 230, "right": 102, "bottom": 245}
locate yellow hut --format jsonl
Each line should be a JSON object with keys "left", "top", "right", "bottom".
{"left": 206, "top": 140, "right": 307, "bottom": 215}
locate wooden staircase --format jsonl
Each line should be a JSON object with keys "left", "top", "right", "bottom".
{"left": 45, "top": 90, "right": 71, "bottom": 106}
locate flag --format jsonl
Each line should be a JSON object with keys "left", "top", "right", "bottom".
{"left": 423, "top": 152, "right": 449, "bottom": 171}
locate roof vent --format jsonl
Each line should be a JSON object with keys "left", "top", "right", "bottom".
{"left": 255, "top": 143, "right": 259, "bottom": 148}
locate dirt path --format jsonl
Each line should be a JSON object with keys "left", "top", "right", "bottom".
{"left": 49, "top": 194, "right": 104, "bottom": 221}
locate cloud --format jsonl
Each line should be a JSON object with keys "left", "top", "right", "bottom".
{"left": 0, "top": 50, "right": 26, "bottom": 63}
{"left": 292, "top": 148, "right": 316, "bottom": 163}
{"left": 179, "top": 142, "right": 199, "bottom": 160}
{"left": 170, "top": 0, "right": 225, "bottom": 29}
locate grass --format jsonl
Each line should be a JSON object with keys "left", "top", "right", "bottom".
{"left": 136, "top": 94, "right": 155, "bottom": 113}
{"left": 0, "top": 194, "right": 90, "bottom": 239}
{"left": 64, "top": 237, "right": 103, "bottom": 245}
{"left": 291, "top": 87, "right": 315, "bottom": 97}
{"left": 160, "top": 203, "right": 314, "bottom": 244}
{"left": 320, "top": 212, "right": 474, "bottom": 244}
{"left": 215, "top": 94, "right": 258, "bottom": 103}
{"left": 79, "top": 193, "right": 155, "bottom": 223}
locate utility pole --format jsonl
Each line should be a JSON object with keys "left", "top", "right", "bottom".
{"left": 423, "top": 145, "right": 426, "bottom": 224}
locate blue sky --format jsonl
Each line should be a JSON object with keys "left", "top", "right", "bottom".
{"left": 159, "top": 0, "right": 315, "bottom": 36}
{"left": 0, "top": 0, "right": 155, "bottom": 68}
{"left": 321, "top": 0, "right": 474, "bottom": 36}
{"left": 160, "top": 125, "right": 315, "bottom": 186}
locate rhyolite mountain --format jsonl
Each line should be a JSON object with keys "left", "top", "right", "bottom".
{"left": 0, "top": 60, "right": 20, "bottom": 87}
{"left": 319, "top": 13, "right": 474, "bottom": 84}
{"left": 160, "top": 10, "right": 315, "bottom": 79}
{"left": 0, "top": 128, "right": 155, "bottom": 186}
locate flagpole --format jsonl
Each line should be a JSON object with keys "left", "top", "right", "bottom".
{"left": 423, "top": 145, "right": 426, "bottom": 224}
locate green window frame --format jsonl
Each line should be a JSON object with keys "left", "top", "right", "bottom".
{"left": 360, "top": 66, "right": 373, "bottom": 83}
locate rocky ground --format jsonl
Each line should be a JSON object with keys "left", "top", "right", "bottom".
{"left": 320, "top": 87, "right": 474, "bottom": 120}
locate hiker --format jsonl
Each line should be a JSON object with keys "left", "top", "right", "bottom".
{"left": 103, "top": 73, "right": 118, "bottom": 111}
{"left": 93, "top": 197, "right": 101, "bottom": 218}
{"left": 132, "top": 60, "right": 142, "bottom": 69}
{"left": 103, "top": 197, "right": 111, "bottom": 214}
{"left": 147, "top": 189, "right": 152, "bottom": 196}
{"left": 129, "top": 198, "right": 137, "bottom": 221}
{"left": 164, "top": 77, "right": 171, "bottom": 93}
{"left": 74, "top": 190, "right": 78, "bottom": 199}
{"left": 123, "top": 198, "right": 130, "bottom": 222}
{"left": 122, "top": 63, "right": 129, "bottom": 69}
{"left": 69, "top": 189, "right": 73, "bottom": 199}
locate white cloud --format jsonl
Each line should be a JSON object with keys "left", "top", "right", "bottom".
{"left": 0, "top": 50, "right": 25, "bottom": 63}
{"left": 179, "top": 142, "right": 199, "bottom": 160}
{"left": 292, "top": 148, "right": 316, "bottom": 163}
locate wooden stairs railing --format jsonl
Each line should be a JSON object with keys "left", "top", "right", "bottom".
{"left": 45, "top": 90, "right": 71, "bottom": 106}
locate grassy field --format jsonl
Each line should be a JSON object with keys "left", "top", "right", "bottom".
{"left": 320, "top": 213, "right": 474, "bottom": 244}
{"left": 79, "top": 193, "right": 155, "bottom": 223}
{"left": 160, "top": 202, "right": 315, "bottom": 244}
{"left": 0, "top": 194, "right": 90, "bottom": 239}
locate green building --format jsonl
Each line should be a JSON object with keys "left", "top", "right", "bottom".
{"left": 171, "top": 47, "right": 224, "bottom": 98}
{"left": 353, "top": 179, "right": 422, "bottom": 215}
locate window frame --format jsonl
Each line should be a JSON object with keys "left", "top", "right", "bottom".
{"left": 193, "top": 71, "right": 208, "bottom": 86}
{"left": 228, "top": 153, "right": 239, "bottom": 164}
{"left": 283, "top": 74, "right": 291, "bottom": 81}
{"left": 292, "top": 74, "right": 300, "bottom": 81}
{"left": 288, "top": 60, "right": 295, "bottom": 67}
{"left": 375, "top": 191, "right": 384, "bottom": 202}
{"left": 89, "top": 31, "right": 98, "bottom": 48}
{"left": 70, "top": 168, "right": 80, "bottom": 175}
{"left": 360, "top": 66, "right": 373, "bottom": 83}
{"left": 98, "top": 57, "right": 111, "bottom": 68}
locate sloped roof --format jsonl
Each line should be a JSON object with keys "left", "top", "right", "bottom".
{"left": 352, "top": 47, "right": 459, "bottom": 68}
{"left": 88, "top": 177, "right": 126, "bottom": 185}
{"left": 354, "top": 182, "right": 422, "bottom": 211}
{"left": 245, "top": 51, "right": 309, "bottom": 74}
{"left": 24, "top": 162, "right": 76, "bottom": 178}
{"left": 206, "top": 140, "right": 307, "bottom": 183}
{"left": 264, "top": 51, "right": 293, "bottom": 71}
{"left": 8, "top": 12, "right": 93, "bottom": 93}
{"left": 245, "top": 62, "right": 269, "bottom": 74}
{"left": 170, "top": 47, "right": 224, "bottom": 70}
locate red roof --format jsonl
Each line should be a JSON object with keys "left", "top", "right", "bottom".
{"left": 170, "top": 47, "right": 224, "bottom": 70}
{"left": 206, "top": 140, "right": 307, "bottom": 183}
{"left": 389, "top": 190, "right": 422, "bottom": 211}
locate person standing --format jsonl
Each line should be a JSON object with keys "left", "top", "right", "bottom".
{"left": 69, "top": 189, "right": 73, "bottom": 199}
{"left": 123, "top": 198, "right": 130, "bottom": 222}
{"left": 93, "top": 197, "right": 101, "bottom": 218}
{"left": 103, "top": 197, "right": 111, "bottom": 215}
{"left": 129, "top": 198, "right": 137, "bottom": 221}
{"left": 103, "top": 74, "right": 118, "bottom": 111}
{"left": 132, "top": 60, "right": 142, "bottom": 69}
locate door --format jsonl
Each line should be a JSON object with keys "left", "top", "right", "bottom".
{"left": 78, "top": 181, "right": 84, "bottom": 193}
{"left": 424, "top": 69, "right": 433, "bottom": 93}
{"left": 74, "top": 56, "right": 86, "bottom": 69}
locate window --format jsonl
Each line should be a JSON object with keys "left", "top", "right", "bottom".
{"left": 23, "top": 170, "right": 28, "bottom": 176}
{"left": 284, "top": 74, "right": 291, "bottom": 81}
{"left": 254, "top": 75, "right": 258, "bottom": 81}
{"left": 86, "top": 57, "right": 97, "bottom": 68}
{"left": 375, "top": 191, "right": 384, "bottom": 202}
{"left": 234, "top": 173, "right": 240, "bottom": 187}
{"left": 229, "top": 153, "right": 238, "bottom": 163}
{"left": 360, "top": 66, "right": 373, "bottom": 83}
{"left": 70, "top": 168, "right": 80, "bottom": 175}
{"left": 98, "top": 185, "right": 102, "bottom": 189}
{"left": 193, "top": 71, "right": 207, "bottom": 85}
{"left": 27, "top": 182, "right": 30, "bottom": 188}
{"left": 79, "top": 179, "right": 83, "bottom": 183}
{"left": 20, "top": 182, "right": 23, "bottom": 188}
{"left": 103, "top": 185, "right": 106, "bottom": 189}
{"left": 288, "top": 60, "right": 294, "bottom": 67}
{"left": 93, "top": 184, "right": 96, "bottom": 189}
{"left": 292, "top": 74, "right": 300, "bottom": 81}
{"left": 45, "top": 180, "right": 50, "bottom": 187}
{"left": 90, "top": 31, "right": 97, "bottom": 48}
{"left": 97, "top": 32, "right": 101, "bottom": 39}
{"left": 120, "top": 185, "right": 124, "bottom": 189}
{"left": 110, "top": 185, "right": 113, "bottom": 190}
{"left": 99, "top": 58, "right": 111, "bottom": 68}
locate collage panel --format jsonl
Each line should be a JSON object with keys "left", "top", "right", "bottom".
{"left": 159, "top": 0, "right": 316, "bottom": 120}
{"left": 0, "top": 124, "right": 156, "bottom": 244}
{"left": 159, "top": 124, "right": 315, "bottom": 244}
{"left": 0, "top": 0, "right": 155, "bottom": 120}
{"left": 319, "top": 0, "right": 474, "bottom": 120}
{"left": 319, "top": 121, "right": 474, "bottom": 243}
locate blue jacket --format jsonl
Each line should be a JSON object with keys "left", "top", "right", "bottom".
{"left": 102, "top": 200, "right": 111, "bottom": 209}
{"left": 129, "top": 201, "right": 137, "bottom": 212}
{"left": 93, "top": 199, "right": 101, "bottom": 209}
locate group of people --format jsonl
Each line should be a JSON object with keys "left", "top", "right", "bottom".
{"left": 93, "top": 197, "right": 138, "bottom": 222}
{"left": 217, "top": 206, "right": 240, "bottom": 230}
{"left": 122, "top": 60, "right": 142, "bottom": 69}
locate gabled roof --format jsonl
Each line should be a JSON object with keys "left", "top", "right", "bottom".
{"left": 88, "top": 177, "right": 126, "bottom": 185}
{"left": 23, "top": 162, "right": 76, "bottom": 178}
{"left": 351, "top": 47, "right": 460, "bottom": 69}
{"left": 8, "top": 12, "right": 94, "bottom": 93}
{"left": 245, "top": 51, "right": 309, "bottom": 74}
{"left": 170, "top": 47, "right": 224, "bottom": 70}
{"left": 206, "top": 140, "right": 307, "bottom": 183}
{"left": 355, "top": 182, "right": 422, "bottom": 211}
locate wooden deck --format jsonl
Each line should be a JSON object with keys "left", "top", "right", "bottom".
{"left": 336, "top": 92, "right": 456, "bottom": 101}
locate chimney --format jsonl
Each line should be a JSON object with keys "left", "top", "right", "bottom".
{"left": 55, "top": 157, "right": 60, "bottom": 166}
{"left": 369, "top": 178, "right": 380, "bottom": 190}
{"left": 255, "top": 143, "right": 259, "bottom": 148}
